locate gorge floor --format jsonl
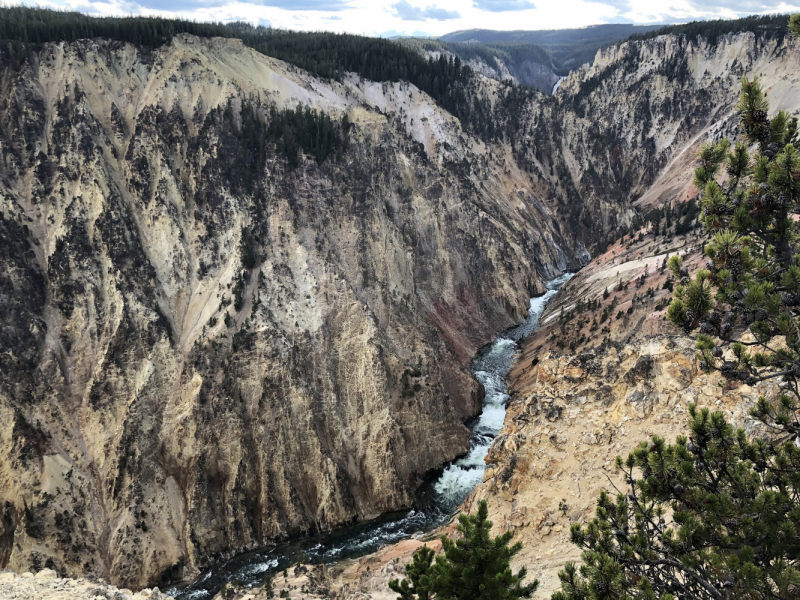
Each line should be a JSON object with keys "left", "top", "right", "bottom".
{"left": 167, "top": 275, "right": 572, "bottom": 599}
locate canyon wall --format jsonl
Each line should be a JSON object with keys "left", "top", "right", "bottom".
{"left": 200, "top": 28, "right": 800, "bottom": 600}
{"left": 464, "top": 28, "right": 800, "bottom": 599}
{"left": 0, "top": 25, "right": 796, "bottom": 592}
{"left": 0, "top": 34, "right": 600, "bottom": 588}
{"left": 512, "top": 29, "right": 800, "bottom": 247}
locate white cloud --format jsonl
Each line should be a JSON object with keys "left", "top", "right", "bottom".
{"left": 391, "top": 0, "right": 460, "bottom": 20}
{"left": 471, "top": 0, "right": 536, "bottom": 11}
{"left": 30, "top": 0, "right": 796, "bottom": 38}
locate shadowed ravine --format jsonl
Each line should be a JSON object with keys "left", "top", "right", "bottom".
{"left": 168, "top": 273, "right": 572, "bottom": 599}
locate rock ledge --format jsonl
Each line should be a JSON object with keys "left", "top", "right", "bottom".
{"left": 0, "top": 569, "right": 173, "bottom": 600}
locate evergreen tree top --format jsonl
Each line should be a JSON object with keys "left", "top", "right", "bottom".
{"left": 389, "top": 500, "right": 538, "bottom": 600}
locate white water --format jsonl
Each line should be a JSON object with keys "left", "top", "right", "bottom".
{"left": 552, "top": 76, "right": 566, "bottom": 95}
{"left": 171, "top": 273, "right": 572, "bottom": 599}
{"left": 433, "top": 273, "right": 572, "bottom": 504}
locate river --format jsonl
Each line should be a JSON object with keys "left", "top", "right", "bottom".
{"left": 168, "top": 273, "right": 571, "bottom": 599}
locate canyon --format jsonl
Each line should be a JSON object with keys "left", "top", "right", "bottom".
{"left": 0, "top": 15, "right": 798, "bottom": 598}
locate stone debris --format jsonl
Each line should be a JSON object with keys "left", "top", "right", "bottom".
{"left": 0, "top": 569, "right": 173, "bottom": 600}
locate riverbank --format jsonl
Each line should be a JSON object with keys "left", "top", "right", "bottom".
{"left": 168, "top": 275, "right": 571, "bottom": 599}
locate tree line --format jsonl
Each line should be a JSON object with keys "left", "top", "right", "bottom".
{"left": 627, "top": 14, "right": 790, "bottom": 46}
{"left": 0, "top": 7, "right": 473, "bottom": 131}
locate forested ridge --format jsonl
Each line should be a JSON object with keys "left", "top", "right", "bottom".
{"left": 399, "top": 36, "right": 560, "bottom": 87}
{"left": 439, "top": 23, "right": 664, "bottom": 72}
{"left": 627, "top": 14, "right": 790, "bottom": 45}
{"left": 2, "top": 7, "right": 790, "bottom": 146}
{"left": 0, "top": 7, "right": 476, "bottom": 132}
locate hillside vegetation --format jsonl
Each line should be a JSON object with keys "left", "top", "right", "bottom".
{"left": 439, "top": 24, "right": 663, "bottom": 73}
{"left": 0, "top": 7, "right": 476, "bottom": 127}
{"left": 399, "top": 36, "right": 561, "bottom": 92}
{"left": 628, "top": 13, "right": 790, "bottom": 45}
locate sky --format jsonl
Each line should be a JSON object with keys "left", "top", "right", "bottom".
{"left": 9, "top": 0, "right": 800, "bottom": 38}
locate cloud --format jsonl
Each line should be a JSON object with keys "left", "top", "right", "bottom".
{"left": 599, "top": 14, "right": 635, "bottom": 23}
{"left": 258, "top": 0, "right": 353, "bottom": 10}
{"left": 686, "top": 0, "right": 794, "bottom": 11}
{"left": 129, "top": 0, "right": 229, "bottom": 9}
{"left": 132, "top": 0, "right": 354, "bottom": 10}
{"left": 391, "top": 0, "right": 460, "bottom": 21}
{"left": 70, "top": 3, "right": 106, "bottom": 14}
{"left": 380, "top": 29, "right": 435, "bottom": 37}
{"left": 471, "top": 0, "right": 535, "bottom": 12}
{"left": 587, "top": 0, "right": 631, "bottom": 11}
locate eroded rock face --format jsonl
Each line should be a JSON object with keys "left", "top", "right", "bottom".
{"left": 0, "top": 35, "right": 598, "bottom": 588}
{"left": 1, "top": 27, "right": 796, "bottom": 592}
{"left": 201, "top": 337, "right": 780, "bottom": 600}
{"left": 464, "top": 336, "right": 778, "bottom": 598}
{"left": 515, "top": 30, "right": 800, "bottom": 247}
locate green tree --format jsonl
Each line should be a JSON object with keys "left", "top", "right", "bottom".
{"left": 665, "top": 73, "right": 800, "bottom": 440}
{"left": 553, "top": 17, "right": 800, "bottom": 600}
{"left": 389, "top": 545, "right": 435, "bottom": 600}
{"left": 552, "top": 405, "right": 800, "bottom": 600}
{"left": 790, "top": 14, "right": 800, "bottom": 37}
{"left": 389, "top": 500, "right": 538, "bottom": 600}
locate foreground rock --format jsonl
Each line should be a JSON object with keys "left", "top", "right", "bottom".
{"left": 0, "top": 568, "right": 172, "bottom": 599}
{"left": 463, "top": 334, "right": 775, "bottom": 598}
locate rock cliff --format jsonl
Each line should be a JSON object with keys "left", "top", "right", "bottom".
{"left": 0, "top": 33, "right": 596, "bottom": 588}
{"left": 195, "top": 26, "right": 800, "bottom": 600}
{"left": 0, "top": 23, "right": 797, "bottom": 593}
{"left": 457, "top": 28, "right": 800, "bottom": 599}
{"left": 511, "top": 29, "right": 800, "bottom": 249}
{"left": 465, "top": 334, "right": 780, "bottom": 598}
{"left": 0, "top": 568, "right": 173, "bottom": 600}
{"left": 200, "top": 338, "right": 783, "bottom": 600}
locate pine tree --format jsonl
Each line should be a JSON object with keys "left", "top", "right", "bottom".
{"left": 790, "top": 13, "right": 800, "bottom": 37}
{"left": 551, "top": 405, "right": 800, "bottom": 600}
{"left": 553, "top": 18, "right": 800, "bottom": 600}
{"left": 389, "top": 500, "right": 538, "bottom": 600}
{"left": 389, "top": 545, "right": 435, "bottom": 600}
{"left": 665, "top": 73, "right": 800, "bottom": 437}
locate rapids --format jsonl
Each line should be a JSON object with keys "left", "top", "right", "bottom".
{"left": 169, "top": 273, "right": 571, "bottom": 599}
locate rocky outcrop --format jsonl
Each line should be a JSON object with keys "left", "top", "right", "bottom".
{"left": 454, "top": 31, "right": 800, "bottom": 597}
{"left": 464, "top": 335, "right": 778, "bottom": 598}
{"left": 465, "top": 54, "right": 560, "bottom": 94}
{"left": 0, "top": 34, "right": 596, "bottom": 588}
{"left": 0, "top": 568, "right": 173, "bottom": 600}
{"left": 514, "top": 30, "right": 800, "bottom": 248}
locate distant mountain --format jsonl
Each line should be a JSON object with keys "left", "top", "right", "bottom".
{"left": 440, "top": 24, "right": 665, "bottom": 72}
{"left": 398, "top": 37, "right": 561, "bottom": 92}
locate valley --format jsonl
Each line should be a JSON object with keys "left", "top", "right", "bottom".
{"left": 0, "top": 7, "right": 798, "bottom": 600}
